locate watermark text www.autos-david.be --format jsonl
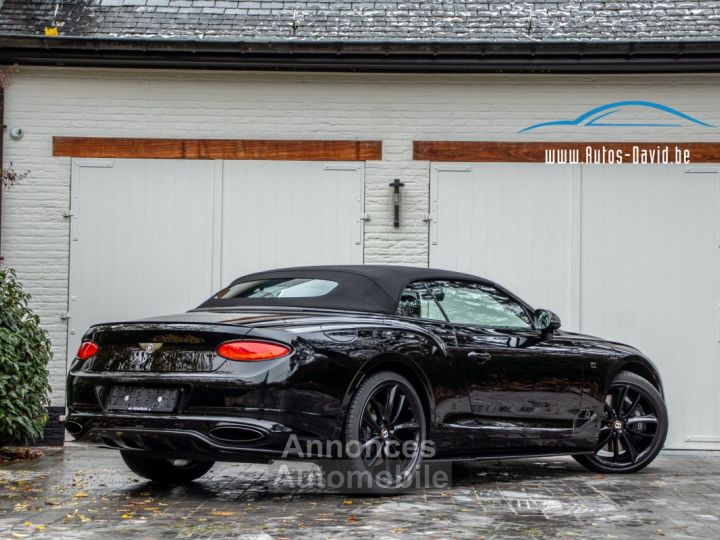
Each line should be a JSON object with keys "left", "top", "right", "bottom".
{"left": 545, "top": 144, "right": 692, "bottom": 164}
{"left": 266, "top": 435, "right": 453, "bottom": 493}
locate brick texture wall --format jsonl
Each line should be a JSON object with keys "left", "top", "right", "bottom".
{"left": 2, "top": 67, "right": 719, "bottom": 403}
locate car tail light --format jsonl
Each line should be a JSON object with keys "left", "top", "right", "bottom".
{"left": 76, "top": 341, "right": 98, "bottom": 360}
{"left": 217, "top": 340, "right": 290, "bottom": 361}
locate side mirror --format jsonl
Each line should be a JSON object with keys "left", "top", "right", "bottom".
{"left": 534, "top": 309, "right": 561, "bottom": 337}
{"left": 421, "top": 286, "right": 445, "bottom": 302}
{"left": 429, "top": 286, "right": 445, "bottom": 302}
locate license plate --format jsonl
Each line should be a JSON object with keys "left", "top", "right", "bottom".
{"left": 106, "top": 386, "right": 178, "bottom": 413}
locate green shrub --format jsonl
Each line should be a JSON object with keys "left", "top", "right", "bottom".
{"left": 0, "top": 267, "right": 52, "bottom": 445}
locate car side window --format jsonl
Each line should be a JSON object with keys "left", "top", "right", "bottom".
{"left": 425, "top": 280, "right": 532, "bottom": 329}
{"left": 397, "top": 281, "right": 446, "bottom": 321}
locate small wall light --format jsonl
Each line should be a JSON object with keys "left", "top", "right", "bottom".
{"left": 389, "top": 178, "right": 405, "bottom": 228}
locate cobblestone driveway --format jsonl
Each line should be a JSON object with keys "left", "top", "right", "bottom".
{"left": 1, "top": 447, "right": 719, "bottom": 539}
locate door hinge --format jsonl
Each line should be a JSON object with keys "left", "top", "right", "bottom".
{"left": 62, "top": 210, "right": 74, "bottom": 218}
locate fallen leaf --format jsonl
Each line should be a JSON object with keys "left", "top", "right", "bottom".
{"left": 121, "top": 513, "right": 132, "bottom": 519}
{"left": 347, "top": 515, "right": 357, "bottom": 523}
{"left": 342, "top": 499, "right": 353, "bottom": 505}
{"left": 209, "top": 511, "right": 237, "bottom": 517}
{"left": 73, "top": 492, "right": 89, "bottom": 498}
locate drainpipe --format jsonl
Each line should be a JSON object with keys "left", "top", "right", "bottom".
{"left": 0, "top": 86, "right": 4, "bottom": 265}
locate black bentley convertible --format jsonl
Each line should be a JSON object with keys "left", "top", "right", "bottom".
{"left": 66, "top": 265, "right": 668, "bottom": 491}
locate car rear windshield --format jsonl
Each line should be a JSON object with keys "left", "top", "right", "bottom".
{"left": 213, "top": 278, "right": 338, "bottom": 299}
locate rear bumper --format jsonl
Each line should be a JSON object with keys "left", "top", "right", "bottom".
{"left": 65, "top": 358, "right": 348, "bottom": 462}
{"left": 66, "top": 411, "right": 323, "bottom": 462}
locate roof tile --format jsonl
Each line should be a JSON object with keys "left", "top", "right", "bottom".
{"left": 0, "top": 0, "right": 718, "bottom": 41}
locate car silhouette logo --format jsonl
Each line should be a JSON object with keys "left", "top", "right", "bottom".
{"left": 519, "top": 100, "right": 715, "bottom": 133}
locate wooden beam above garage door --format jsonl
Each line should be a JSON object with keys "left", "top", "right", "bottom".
{"left": 414, "top": 141, "right": 720, "bottom": 163}
{"left": 53, "top": 137, "right": 382, "bottom": 161}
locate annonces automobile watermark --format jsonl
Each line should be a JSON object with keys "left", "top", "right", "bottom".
{"left": 268, "top": 461, "right": 452, "bottom": 493}
{"left": 267, "top": 435, "right": 452, "bottom": 493}
{"left": 282, "top": 434, "right": 437, "bottom": 460}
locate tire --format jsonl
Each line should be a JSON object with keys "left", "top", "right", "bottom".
{"left": 120, "top": 451, "right": 214, "bottom": 483}
{"left": 337, "top": 371, "right": 427, "bottom": 494}
{"left": 574, "top": 371, "right": 668, "bottom": 474}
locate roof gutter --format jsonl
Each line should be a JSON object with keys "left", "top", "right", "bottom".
{"left": 1, "top": 35, "right": 720, "bottom": 73}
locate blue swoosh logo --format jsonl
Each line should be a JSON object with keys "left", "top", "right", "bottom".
{"left": 519, "top": 101, "right": 715, "bottom": 133}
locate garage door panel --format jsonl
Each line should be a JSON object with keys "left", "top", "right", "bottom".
{"left": 68, "top": 159, "right": 216, "bottom": 360}
{"left": 430, "top": 163, "right": 576, "bottom": 329}
{"left": 580, "top": 166, "right": 720, "bottom": 449}
{"left": 220, "top": 161, "right": 363, "bottom": 281}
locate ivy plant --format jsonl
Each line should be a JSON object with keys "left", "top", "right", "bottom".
{"left": 0, "top": 267, "right": 52, "bottom": 445}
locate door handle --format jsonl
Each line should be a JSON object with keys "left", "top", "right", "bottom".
{"left": 467, "top": 351, "right": 491, "bottom": 363}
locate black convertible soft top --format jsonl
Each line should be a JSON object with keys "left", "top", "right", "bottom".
{"left": 197, "top": 265, "right": 492, "bottom": 314}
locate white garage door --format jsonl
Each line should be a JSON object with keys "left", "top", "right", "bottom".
{"left": 67, "top": 158, "right": 364, "bottom": 361}
{"left": 580, "top": 166, "right": 720, "bottom": 449}
{"left": 429, "top": 163, "right": 720, "bottom": 449}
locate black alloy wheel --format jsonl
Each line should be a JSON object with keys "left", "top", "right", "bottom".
{"left": 574, "top": 371, "right": 668, "bottom": 474}
{"left": 342, "top": 371, "right": 427, "bottom": 493}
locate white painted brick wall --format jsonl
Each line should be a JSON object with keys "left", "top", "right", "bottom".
{"left": 2, "top": 67, "right": 719, "bottom": 403}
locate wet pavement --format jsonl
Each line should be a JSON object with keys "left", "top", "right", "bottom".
{"left": 1, "top": 446, "right": 719, "bottom": 539}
